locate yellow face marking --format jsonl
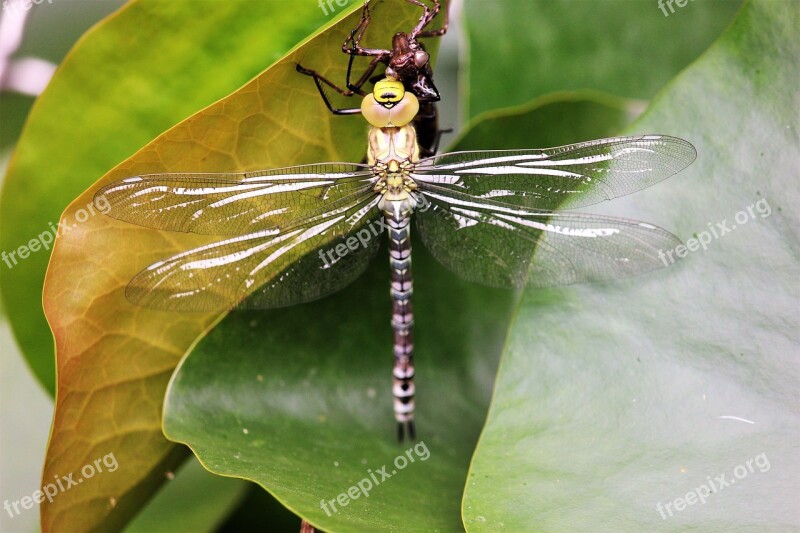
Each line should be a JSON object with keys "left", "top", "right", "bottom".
{"left": 373, "top": 78, "right": 406, "bottom": 104}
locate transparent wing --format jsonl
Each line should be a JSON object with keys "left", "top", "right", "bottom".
{"left": 416, "top": 186, "right": 681, "bottom": 289}
{"left": 94, "top": 163, "right": 376, "bottom": 235}
{"left": 126, "top": 191, "right": 383, "bottom": 311}
{"left": 412, "top": 135, "right": 695, "bottom": 210}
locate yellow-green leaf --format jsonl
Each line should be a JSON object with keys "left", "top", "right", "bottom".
{"left": 15, "top": 0, "right": 441, "bottom": 530}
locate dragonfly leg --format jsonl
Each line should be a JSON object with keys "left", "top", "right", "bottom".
{"left": 430, "top": 127, "right": 453, "bottom": 154}
{"left": 294, "top": 64, "right": 363, "bottom": 115}
{"left": 408, "top": 0, "right": 448, "bottom": 39}
{"left": 388, "top": 214, "right": 416, "bottom": 442}
{"left": 342, "top": 2, "right": 392, "bottom": 58}
{"left": 344, "top": 52, "right": 385, "bottom": 95}
{"left": 340, "top": 3, "right": 392, "bottom": 94}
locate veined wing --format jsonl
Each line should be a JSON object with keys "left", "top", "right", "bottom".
{"left": 412, "top": 135, "right": 695, "bottom": 210}
{"left": 126, "top": 189, "right": 382, "bottom": 311}
{"left": 416, "top": 185, "right": 681, "bottom": 289}
{"left": 94, "top": 163, "right": 376, "bottom": 235}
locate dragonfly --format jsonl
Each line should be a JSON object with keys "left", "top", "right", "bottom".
{"left": 95, "top": 77, "right": 695, "bottom": 441}
{"left": 297, "top": 0, "right": 448, "bottom": 156}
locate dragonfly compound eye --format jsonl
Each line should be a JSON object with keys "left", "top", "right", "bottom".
{"left": 362, "top": 90, "right": 419, "bottom": 128}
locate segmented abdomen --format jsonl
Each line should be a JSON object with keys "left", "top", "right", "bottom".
{"left": 387, "top": 214, "right": 414, "bottom": 425}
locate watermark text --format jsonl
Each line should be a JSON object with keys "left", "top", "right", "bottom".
{"left": 318, "top": 0, "right": 349, "bottom": 17}
{"left": 659, "top": 198, "right": 771, "bottom": 266}
{"left": 4, "top": 453, "right": 118, "bottom": 519}
{"left": 656, "top": 452, "right": 770, "bottom": 519}
{"left": 320, "top": 441, "right": 430, "bottom": 516}
{"left": 657, "top": 0, "right": 695, "bottom": 17}
{"left": 1, "top": 196, "right": 110, "bottom": 270}
{"left": 318, "top": 196, "right": 432, "bottom": 268}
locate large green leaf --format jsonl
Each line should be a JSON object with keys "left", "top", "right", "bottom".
{"left": 28, "top": 1, "right": 458, "bottom": 529}
{"left": 464, "top": 0, "right": 743, "bottom": 116}
{"left": 8, "top": 0, "right": 433, "bottom": 530}
{"left": 0, "top": 0, "right": 363, "bottom": 394}
{"left": 161, "top": 95, "right": 634, "bottom": 531}
{"left": 163, "top": 250, "right": 515, "bottom": 533}
{"left": 451, "top": 90, "right": 640, "bottom": 151}
{"left": 463, "top": 0, "right": 799, "bottom": 529}
{"left": 216, "top": 483, "right": 304, "bottom": 532}
{"left": 125, "top": 457, "right": 248, "bottom": 533}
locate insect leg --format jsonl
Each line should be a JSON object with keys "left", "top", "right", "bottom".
{"left": 295, "top": 64, "right": 363, "bottom": 115}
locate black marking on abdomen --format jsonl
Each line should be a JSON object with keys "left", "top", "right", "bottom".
{"left": 386, "top": 213, "right": 415, "bottom": 438}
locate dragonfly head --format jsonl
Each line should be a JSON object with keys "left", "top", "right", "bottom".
{"left": 362, "top": 78, "right": 419, "bottom": 128}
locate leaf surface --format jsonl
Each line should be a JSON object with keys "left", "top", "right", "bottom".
{"left": 462, "top": 0, "right": 800, "bottom": 529}
{"left": 18, "top": 0, "right": 439, "bottom": 529}
{"left": 162, "top": 95, "right": 633, "bottom": 531}
{"left": 464, "top": 0, "right": 743, "bottom": 116}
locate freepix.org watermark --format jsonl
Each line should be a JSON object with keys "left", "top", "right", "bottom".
{"left": 318, "top": 196, "right": 432, "bottom": 268}
{"left": 318, "top": 0, "right": 349, "bottom": 17}
{"left": 320, "top": 441, "right": 430, "bottom": 516}
{"left": 657, "top": 0, "right": 695, "bottom": 17}
{"left": 3, "top": 453, "right": 119, "bottom": 519}
{"left": 658, "top": 198, "right": 771, "bottom": 266}
{"left": 0, "top": 196, "right": 110, "bottom": 270}
{"left": 656, "top": 453, "right": 771, "bottom": 519}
